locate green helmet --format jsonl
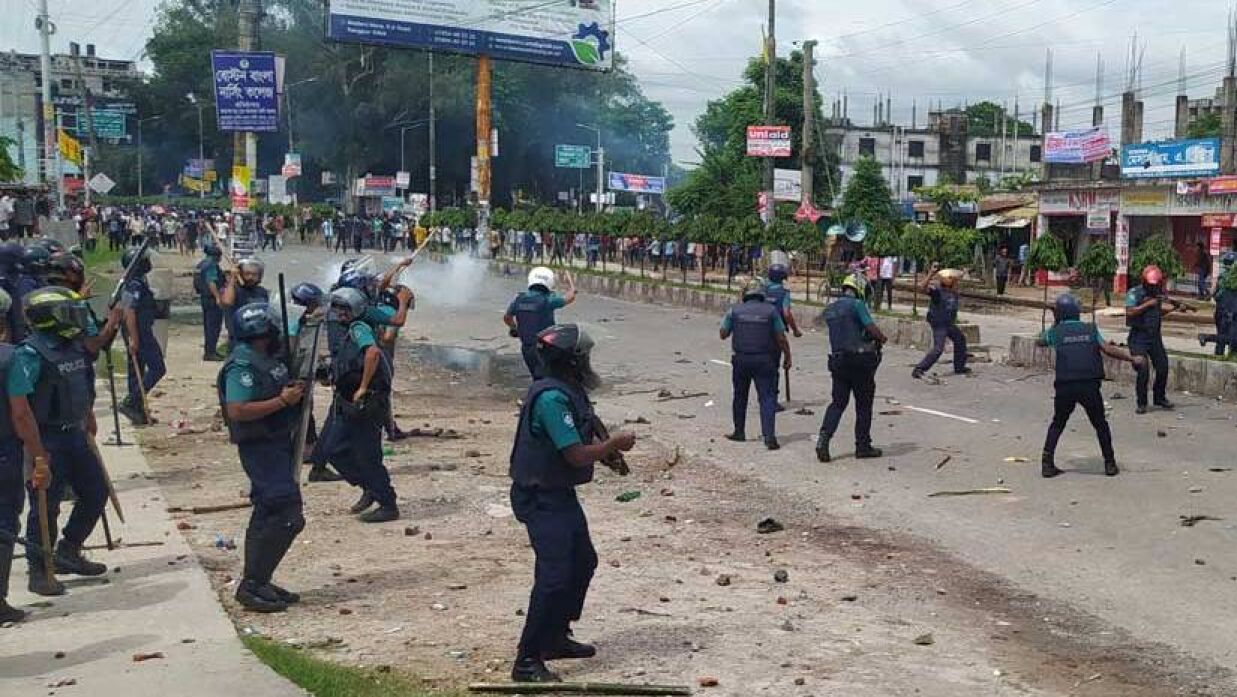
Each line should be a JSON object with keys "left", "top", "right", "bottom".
{"left": 24, "top": 286, "right": 91, "bottom": 339}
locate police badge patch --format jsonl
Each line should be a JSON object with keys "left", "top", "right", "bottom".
{"left": 239, "top": 371, "right": 255, "bottom": 388}
{"left": 562, "top": 412, "right": 575, "bottom": 428}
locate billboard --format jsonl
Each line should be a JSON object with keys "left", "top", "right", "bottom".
{"left": 608, "top": 172, "right": 666, "bottom": 194}
{"left": 1043, "top": 127, "right": 1110, "bottom": 164}
{"left": 747, "top": 125, "right": 792, "bottom": 157}
{"left": 774, "top": 168, "right": 802, "bottom": 202}
{"left": 211, "top": 51, "right": 280, "bottom": 132}
{"left": 325, "top": 0, "right": 615, "bottom": 71}
{"left": 1121, "top": 138, "right": 1221, "bottom": 179}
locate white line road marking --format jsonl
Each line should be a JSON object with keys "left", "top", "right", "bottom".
{"left": 905, "top": 405, "right": 980, "bottom": 424}
{"left": 710, "top": 359, "right": 732, "bottom": 367}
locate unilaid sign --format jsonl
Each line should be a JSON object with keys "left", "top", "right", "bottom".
{"left": 747, "top": 125, "right": 792, "bottom": 157}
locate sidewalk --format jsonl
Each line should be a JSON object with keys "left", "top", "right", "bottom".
{"left": 0, "top": 413, "right": 305, "bottom": 696}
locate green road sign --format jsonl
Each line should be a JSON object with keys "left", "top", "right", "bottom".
{"left": 556, "top": 144, "right": 592, "bottom": 169}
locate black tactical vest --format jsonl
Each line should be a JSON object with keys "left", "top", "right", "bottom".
{"left": 826, "top": 297, "right": 870, "bottom": 355}
{"left": 333, "top": 321, "right": 391, "bottom": 395}
{"left": 512, "top": 291, "right": 556, "bottom": 346}
{"left": 216, "top": 347, "right": 297, "bottom": 444}
{"left": 730, "top": 300, "right": 778, "bottom": 355}
{"left": 127, "top": 277, "right": 157, "bottom": 331}
{"left": 509, "top": 378, "right": 595, "bottom": 490}
{"left": 0, "top": 344, "right": 16, "bottom": 440}
{"left": 24, "top": 332, "right": 92, "bottom": 429}
{"left": 1054, "top": 321, "right": 1105, "bottom": 383}
{"left": 1125, "top": 286, "right": 1161, "bottom": 337}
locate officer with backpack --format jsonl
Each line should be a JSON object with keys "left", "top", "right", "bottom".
{"left": 505, "top": 267, "right": 577, "bottom": 379}
{"left": 195, "top": 241, "right": 226, "bottom": 361}
{"left": 720, "top": 279, "right": 791, "bottom": 450}
{"left": 218, "top": 303, "right": 306, "bottom": 612}
{"left": 1040, "top": 294, "right": 1143, "bottom": 478}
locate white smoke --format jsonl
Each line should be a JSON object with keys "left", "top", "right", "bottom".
{"left": 402, "top": 253, "right": 493, "bottom": 309}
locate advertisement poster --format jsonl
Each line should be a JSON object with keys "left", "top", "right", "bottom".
{"left": 1043, "top": 127, "right": 1111, "bottom": 164}
{"left": 1121, "top": 138, "right": 1220, "bottom": 179}
{"left": 774, "top": 168, "right": 802, "bottom": 202}
{"left": 326, "top": 0, "right": 614, "bottom": 71}
{"left": 231, "top": 165, "right": 252, "bottom": 212}
{"left": 282, "top": 153, "right": 302, "bottom": 179}
{"left": 211, "top": 51, "right": 280, "bottom": 132}
{"left": 747, "top": 125, "right": 792, "bottom": 157}
{"left": 608, "top": 172, "right": 666, "bottom": 194}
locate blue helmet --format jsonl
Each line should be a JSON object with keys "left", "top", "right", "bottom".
{"left": 1054, "top": 293, "right": 1082, "bottom": 323}
{"left": 768, "top": 264, "right": 789, "bottom": 283}
{"left": 202, "top": 241, "right": 222, "bottom": 258}
{"left": 1222, "top": 251, "right": 1237, "bottom": 268}
{"left": 20, "top": 245, "right": 51, "bottom": 274}
{"left": 337, "top": 269, "right": 377, "bottom": 296}
{"left": 328, "top": 287, "right": 368, "bottom": 321}
{"left": 232, "top": 303, "right": 281, "bottom": 341}
{"left": 0, "top": 243, "right": 23, "bottom": 270}
{"left": 290, "top": 282, "right": 325, "bottom": 308}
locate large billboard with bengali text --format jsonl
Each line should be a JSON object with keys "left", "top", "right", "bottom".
{"left": 211, "top": 51, "right": 280, "bottom": 133}
{"left": 325, "top": 0, "right": 615, "bottom": 71}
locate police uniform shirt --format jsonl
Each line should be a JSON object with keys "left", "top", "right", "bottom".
{"left": 349, "top": 321, "right": 379, "bottom": 352}
{"left": 200, "top": 262, "right": 221, "bottom": 295}
{"left": 765, "top": 282, "right": 792, "bottom": 312}
{"left": 530, "top": 389, "right": 585, "bottom": 451}
{"left": 720, "top": 307, "right": 787, "bottom": 334}
{"left": 363, "top": 304, "right": 399, "bottom": 327}
{"left": 7, "top": 344, "right": 46, "bottom": 398}
{"left": 222, "top": 343, "right": 266, "bottom": 404}
{"left": 506, "top": 290, "right": 568, "bottom": 317}
{"left": 1040, "top": 320, "right": 1104, "bottom": 347}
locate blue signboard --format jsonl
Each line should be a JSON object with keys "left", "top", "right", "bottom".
{"left": 1121, "top": 138, "right": 1221, "bottom": 179}
{"left": 608, "top": 172, "right": 666, "bottom": 195}
{"left": 325, "top": 0, "right": 614, "bottom": 72}
{"left": 211, "top": 51, "right": 280, "bottom": 133}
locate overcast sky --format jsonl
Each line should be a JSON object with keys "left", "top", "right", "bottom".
{"left": 3, "top": 0, "right": 1235, "bottom": 165}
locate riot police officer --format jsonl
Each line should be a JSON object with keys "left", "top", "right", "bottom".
{"left": 1041, "top": 294, "right": 1143, "bottom": 478}
{"left": 0, "top": 244, "right": 24, "bottom": 341}
{"left": 720, "top": 279, "right": 791, "bottom": 450}
{"left": 288, "top": 283, "right": 340, "bottom": 483}
{"left": 320, "top": 288, "right": 399, "bottom": 523}
{"left": 765, "top": 260, "right": 802, "bottom": 411}
{"left": 218, "top": 303, "right": 306, "bottom": 612}
{"left": 508, "top": 324, "right": 635, "bottom": 683}
{"left": 377, "top": 284, "right": 413, "bottom": 440}
{"left": 221, "top": 258, "right": 270, "bottom": 351}
{"left": 505, "top": 267, "right": 577, "bottom": 379}
{"left": 1125, "top": 265, "right": 1183, "bottom": 414}
{"left": 0, "top": 288, "right": 28, "bottom": 622}
{"left": 1200, "top": 252, "right": 1237, "bottom": 357}
{"left": 816, "top": 275, "right": 887, "bottom": 463}
{"left": 913, "top": 264, "right": 970, "bottom": 379}
{"left": 118, "top": 246, "right": 166, "bottom": 426}
{"left": 8, "top": 287, "right": 109, "bottom": 596}
{"left": 15, "top": 245, "right": 50, "bottom": 306}
{"left": 195, "top": 241, "right": 226, "bottom": 361}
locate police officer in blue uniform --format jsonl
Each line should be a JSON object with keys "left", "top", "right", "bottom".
{"left": 765, "top": 261, "right": 802, "bottom": 411}
{"left": 195, "top": 241, "right": 226, "bottom": 361}
{"left": 0, "top": 288, "right": 28, "bottom": 622}
{"left": 15, "top": 245, "right": 50, "bottom": 308}
{"left": 0, "top": 244, "right": 25, "bottom": 341}
{"left": 320, "top": 288, "right": 399, "bottom": 523}
{"left": 505, "top": 267, "right": 577, "bottom": 379}
{"left": 218, "top": 303, "right": 307, "bottom": 612}
{"left": 377, "top": 284, "right": 414, "bottom": 440}
{"left": 118, "top": 246, "right": 166, "bottom": 425}
{"left": 720, "top": 279, "right": 791, "bottom": 450}
{"left": 221, "top": 258, "right": 270, "bottom": 351}
{"left": 1125, "top": 265, "right": 1182, "bottom": 414}
{"left": 913, "top": 264, "right": 971, "bottom": 379}
{"left": 1200, "top": 252, "right": 1237, "bottom": 357}
{"left": 816, "top": 275, "right": 887, "bottom": 463}
{"left": 1040, "top": 294, "right": 1143, "bottom": 478}
{"left": 509, "top": 324, "right": 635, "bottom": 683}
{"left": 8, "top": 287, "right": 110, "bottom": 596}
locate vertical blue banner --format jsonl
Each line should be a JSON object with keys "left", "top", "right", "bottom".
{"left": 211, "top": 51, "right": 280, "bottom": 133}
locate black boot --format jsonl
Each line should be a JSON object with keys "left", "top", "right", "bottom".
{"left": 511, "top": 657, "right": 561, "bottom": 683}
{"left": 359, "top": 505, "right": 399, "bottom": 523}
{"left": 349, "top": 491, "right": 375, "bottom": 514}
{"left": 264, "top": 582, "right": 301, "bottom": 604}
{"left": 542, "top": 636, "right": 596, "bottom": 660}
{"left": 1041, "top": 453, "right": 1063, "bottom": 479}
{"left": 118, "top": 400, "right": 148, "bottom": 426}
{"left": 54, "top": 540, "right": 107, "bottom": 577}
{"left": 764, "top": 437, "right": 780, "bottom": 451}
{"left": 235, "top": 579, "right": 287, "bottom": 613}
{"left": 724, "top": 432, "right": 746, "bottom": 443}
{"left": 307, "top": 465, "right": 342, "bottom": 483}
{"left": 815, "top": 439, "right": 831, "bottom": 463}
{"left": 1104, "top": 460, "right": 1120, "bottom": 477}
{"left": 1154, "top": 399, "right": 1175, "bottom": 410}
{"left": 27, "top": 564, "right": 65, "bottom": 596}
{"left": 855, "top": 445, "right": 883, "bottom": 459}
{"left": 0, "top": 544, "right": 29, "bottom": 623}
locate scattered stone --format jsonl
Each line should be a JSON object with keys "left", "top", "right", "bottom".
{"left": 794, "top": 678, "right": 806, "bottom": 686}
{"left": 773, "top": 569, "right": 789, "bottom": 583}
{"left": 424, "top": 532, "right": 433, "bottom": 541}
{"left": 779, "top": 619, "right": 795, "bottom": 632}
{"left": 404, "top": 526, "right": 421, "bottom": 536}
{"left": 176, "top": 521, "right": 195, "bottom": 531}
{"left": 447, "top": 583, "right": 468, "bottom": 591}
{"left": 464, "top": 449, "right": 483, "bottom": 458}
{"left": 850, "top": 493, "right": 863, "bottom": 501}
{"left": 1157, "top": 430, "right": 1167, "bottom": 438}
{"left": 609, "top": 560, "right": 621, "bottom": 568}
{"left": 756, "top": 518, "right": 784, "bottom": 534}
{"left": 715, "top": 575, "right": 732, "bottom": 587}
{"left": 339, "top": 608, "right": 353, "bottom": 615}
{"left": 1189, "top": 486, "right": 1204, "bottom": 494}
{"left": 615, "top": 490, "right": 642, "bottom": 503}
{"left": 181, "top": 638, "right": 196, "bottom": 644}
{"left": 776, "top": 596, "right": 788, "bottom": 605}
{"left": 697, "top": 677, "right": 719, "bottom": 688}
{"left": 912, "top": 633, "right": 935, "bottom": 646}
{"left": 624, "top": 416, "right": 651, "bottom": 425}
{"left": 132, "top": 652, "right": 165, "bottom": 662}
{"left": 1195, "top": 558, "right": 1207, "bottom": 566}
{"left": 47, "top": 678, "right": 77, "bottom": 688}
{"left": 431, "top": 603, "right": 448, "bottom": 611}
{"left": 840, "top": 594, "right": 858, "bottom": 602}
{"left": 793, "top": 407, "right": 814, "bottom": 416}
{"left": 54, "top": 651, "right": 66, "bottom": 659}
{"left": 1110, "top": 392, "right": 1126, "bottom": 400}
{"left": 660, "top": 488, "right": 675, "bottom": 497}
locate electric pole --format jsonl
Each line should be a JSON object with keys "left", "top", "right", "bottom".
{"left": 36, "top": 0, "right": 62, "bottom": 210}
{"left": 235, "top": 0, "right": 261, "bottom": 214}
{"left": 763, "top": 0, "right": 776, "bottom": 224}
{"left": 800, "top": 40, "right": 816, "bottom": 207}
{"left": 428, "top": 51, "right": 437, "bottom": 212}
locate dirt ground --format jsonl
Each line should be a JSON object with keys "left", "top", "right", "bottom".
{"left": 125, "top": 319, "right": 1225, "bottom": 697}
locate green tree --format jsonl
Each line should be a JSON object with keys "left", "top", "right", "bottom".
{"left": 1130, "top": 235, "right": 1184, "bottom": 282}
{"left": 0, "top": 136, "right": 21, "bottom": 182}
{"left": 838, "top": 156, "right": 898, "bottom": 240}
{"left": 1188, "top": 112, "right": 1223, "bottom": 139}
{"left": 1027, "top": 234, "right": 1069, "bottom": 329}
{"left": 1077, "top": 241, "right": 1118, "bottom": 312}
{"left": 899, "top": 223, "right": 936, "bottom": 316}
{"left": 965, "top": 101, "right": 1036, "bottom": 137}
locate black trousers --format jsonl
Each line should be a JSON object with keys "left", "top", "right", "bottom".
{"left": 1130, "top": 337, "right": 1169, "bottom": 407}
{"left": 915, "top": 324, "right": 968, "bottom": 373}
{"left": 511, "top": 485, "right": 596, "bottom": 659}
{"left": 731, "top": 353, "right": 778, "bottom": 440}
{"left": 877, "top": 278, "right": 894, "bottom": 310}
{"left": 818, "top": 352, "right": 879, "bottom": 448}
{"left": 1043, "top": 379, "right": 1114, "bottom": 463}
{"left": 996, "top": 274, "right": 1009, "bottom": 296}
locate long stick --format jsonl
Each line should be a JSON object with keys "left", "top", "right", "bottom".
{"left": 292, "top": 320, "right": 323, "bottom": 484}
{"left": 36, "top": 484, "right": 55, "bottom": 582}
{"left": 100, "top": 509, "right": 114, "bottom": 550}
{"left": 784, "top": 364, "right": 791, "bottom": 401}
{"left": 468, "top": 683, "right": 692, "bottom": 696}
{"left": 122, "top": 331, "right": 153, "bottom": 424}
{"left": 277, "top": 273, "right": 292, "bottom": 361}
{"left": 87, "top": 434, "right": 125, "bottom": 523}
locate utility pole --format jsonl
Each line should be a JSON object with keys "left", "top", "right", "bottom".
{"left": 36, "top": 0, "right": 62, "bottom": 210}
{"left": 762, "top": 0, "right": 776, "bottom": 225}
{"left": 428, "top": 52, "right": 437, "bottom": 212}
{"left": 800, "top": 40, "right": 816, "bottom": 207}
{"left": 475, "top": 54, "right": 492, "bottom": 233}
{"left": 235, "top": 0, "right": 260, "bottom": 224}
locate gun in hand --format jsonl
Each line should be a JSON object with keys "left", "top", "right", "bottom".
{"left": 593, "top": 416, "right": 630, "bottom": 476}
{"left": 1166, "top": 297, "right": 1200, "bottom": 313}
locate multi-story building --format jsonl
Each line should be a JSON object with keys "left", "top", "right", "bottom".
{"left": 0, "top": 43, "right": 141, "bottom": 184}
{"left": 823, "top": 108, "right": 1043, "bottom": 202}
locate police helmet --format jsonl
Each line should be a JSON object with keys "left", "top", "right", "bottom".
{"left": 20, "top": 245, "right": 51, "bottom": 274}
{"left": 24, "top": 286, "right": 90, "bottom": 339}
{"left": 338, "top": 269, "right": 377, "bottom": 296}
{"left": 121, "top": 246, "right": 153, "bottom": 276}
{"left": 46, "top": 252, "right": 86, "bottom": 291}
{"left": 328, "top": 287, "right": 368, "bottom": 322}
{"left": 768, "top": 264, "right": 789, "bottom": 283}
{"left": 1054, "top": 293, "right": 1082, "bottom": 323}
{"left": 290, "top": 282, "right": 325, "bottom": 308}
{"left": 35, "top": 237, "right": 66, "bottom": 255}
{"left": 1141, "top": 265, "right": 1164, "bottom": 286}
{"left": 69, "top": 244, "right": 83, "bottom": 259}
{"left": 528, "top": 266, "right": 556, "bottom": 291}
{"left": 741, "top": 278, "right": 768, "bottom": 301}
{"left": 0, "top": 243, "right": 23, "bottom": 270}
{"left": 202, "top": 241, "right": 223, "bottom": 258}
{"left": 1222, "top": 251, "right": 1237, "bottom": 268}
{"left": 536, "top": 324, "right": 600, "bottom": 390}
{"left": 232, "top": 303, "right": 282, "bottom": 341}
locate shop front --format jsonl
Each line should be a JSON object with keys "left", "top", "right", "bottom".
{"left": 1117, "top": 185, "right": 1237, "bottom": 294}
{"left": 1036, "top": 187, "right": 1120, "bottom": 285}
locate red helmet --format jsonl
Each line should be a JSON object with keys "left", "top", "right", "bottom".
{"left": 1141, "top": 265, "right": 1164, "bottom": 286}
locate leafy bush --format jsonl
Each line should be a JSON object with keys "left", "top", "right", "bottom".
{"left": 1129, "top": 235, "right": 1183, "bottom": 281}
{"left": 1027, "top": 234, "right": 1068, "bottom": 273}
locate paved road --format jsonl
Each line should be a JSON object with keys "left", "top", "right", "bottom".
{"left": 255, "top": 243, "right": 1237, "bottom": 688}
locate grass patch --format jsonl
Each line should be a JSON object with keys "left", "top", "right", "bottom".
{"left": 242, "top": 636, "right": 461, "bottom": 697}
{"left": 83, "top": 244, "right": 123, "bottom": 272}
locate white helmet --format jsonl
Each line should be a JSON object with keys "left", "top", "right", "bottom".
{"left": 528, "top": 266, "right": 556, "bottom": 291}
